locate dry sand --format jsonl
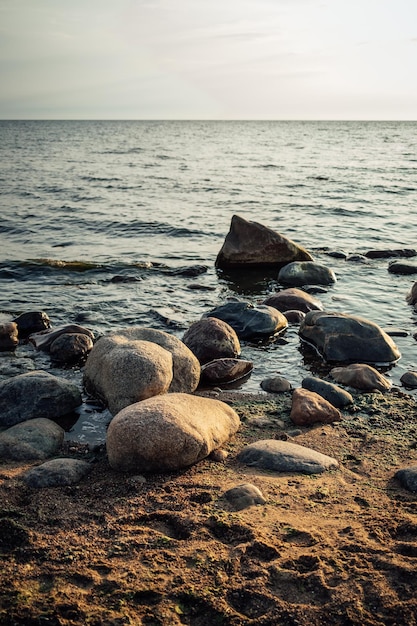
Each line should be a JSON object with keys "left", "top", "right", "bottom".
{"left": 1, "top": 389, "right": 417, "bottom": 625}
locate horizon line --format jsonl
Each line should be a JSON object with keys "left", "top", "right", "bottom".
{"left": 1, "top": 118, "right": 416, "bottom": 123}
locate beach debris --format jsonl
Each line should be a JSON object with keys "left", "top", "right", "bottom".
{"left": 237, "top": 439, "right": 339, "bottom": 474}
{"left": 106, "top": 392, "right": 240, "bottom": 473}
{"left": 290, "top": 388, "right": 342, "bottom": 426}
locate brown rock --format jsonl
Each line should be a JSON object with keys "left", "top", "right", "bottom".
{"left": 0, "top": 322, "right": 18, "bottom": 351}
{"left": 263, "top": 287, "right": 323, "bottom": 313}
{"left": 200, "top": 358, "right": 253, "bottom": 386}
{"left": 215, "top": 215, "right": 313, "bottom": 268}
{"left": 182, "top": 317, "right": 240, "bottom": 364}
{"left": 290, "top": 388, "right": 342, "bottom": 426}
{"left": 330, "top": 363, "right": 391, "bottom": 392}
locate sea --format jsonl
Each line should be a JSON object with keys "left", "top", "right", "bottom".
{"left": 1, "top": 120, "right": 417, "bottom": 443}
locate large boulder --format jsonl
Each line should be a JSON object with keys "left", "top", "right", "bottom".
{"left": 263, "top": 287, "right": 323, "bottom": 313}
{"left": 111, "top": 327, "right": 200, "bottom": 393}
{"left": 203, "top": 301, "right": 287, "bottom": 340}
{"left": 0, "top": 371, "right": 82, "bottom": 428}
{"left": 278, "top": 262, "right": 336, "bottom": 287}
{"left": 106, "top": 393, "right": 241, "bottom": 473}
{"left": 299, "top": 311, "right": 401, "bottom": 365}
{"left": 182, "top": 317, "right": 241, "bottom": 364}
{"left": 83, "top": 335, "right": 173, "bottom": 415}
{"left": 215, "top": 215, "right": 313, "bottom": 269}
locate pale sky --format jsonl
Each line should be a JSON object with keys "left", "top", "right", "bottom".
{"left": 1, "top": 0, "right": 416, "bottom": 120}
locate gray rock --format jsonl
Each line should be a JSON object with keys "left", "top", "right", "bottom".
{"left": 299, "top": 311, "right": 401, "bottom": 365}
{"left": 388, "top": 261, "right": 417, "bottom": 275}
{"left": 22, "top": 458, "right": 91, "bottom": 488}
{"left": 260, "top": 376, "right": 292, "bottom": 393}
{"left": 50, "top": 332, "right": 94, "bottom": 364}
{"left": 106, "top": 392, "right": 240, "bottom": 473}
{"left": 302, "top": 376, "right": 354, "bottom": 408}
{"left": 237, "top": 439, "right": 339, "bottom": 474}
{"left": 395, "top": 466, "right": 417, "bottom": 492}
{"left": 224, "top": 483, "right": 266, "bottom": 510}
{"left": 83, "top": 335, "right": 173, "bottom": 415}
{"left": 365, "top": 248, "right": 417, "bottom": 259}
{"left": 182, "top": 317, "right": 241, "bottom": 364}
{"left": 263, "top": 287, "right": 323, "bottom": 313}
{"left": 278, "top": 262, "right": 337, "bottom": 287}
{"left": 0, "top": 418, "right": 64, "bottom": 461}
{"left": 215, "top": 214, "right": 313, "bottom": 268}
{"left": 400, "top": 371, "right": 417, "bottom": 389}
{"left": 0, "top": 370, "right": 82, "bottom": 428}
{"left": 203, "top": 301, "right": 288, "bottom": 340}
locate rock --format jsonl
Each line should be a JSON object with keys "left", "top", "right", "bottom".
{"left": 50, "top": 332, "right": 94, "bottom": 364}
{"left": 263, "top": 287, "right": 323, "bottom": 313}
{"left": 29, "top": 324, "right": 94, "bottom": 351}
{"left": 0, "top": 322, "right": 18, "bottom": 351}
{"left": 299, "top": 311, "right": 401, "bottom": 365}
{"left": 200, "top": 358, "right": 253, "bottom": 386}
{"left": 406, "top": 282, "right": 417, "bottom": 305}
{"left": 290, "top": 388, "right": 342, "bottom": 426}
{"left": 224, "top": 483, "right": 266, "bottom": 510}
{"left": 237, "top": 440, "right": 339, "bottom": 474}
{"left": 0, "top": 371, "right": 82, "bottom": 428}
{"left": 278, "top": 262, "right": 337, "bottom": 287}
{"left": 110, "top": 327, "right": 200, "bottom": 394}
{"left": 182, "top": 317, "right": 241, "bottom": 364}
{"left": 106, "top": 393, "right": 240, "bottom": 473}
{"left": 210, "top": 448, "right": 228, "bottom": 462}
{"left": 83, "top": 335, "right": 173, "bottom": 415}
{"left": 283, "top": 310, "right": 306, "bottom": 324}
{"left": 330, "top": 363, "right": 391, "bottom": 392}
{"left": 395, "top": 466, "right": 417, "bottom": 492}
{"left": 400, "top": 371, "right": 417, "bottom": 389}
{"left": 302, "top": 376, "right": 354, "bottom": 408}
{"left": 346, "top": 254, "right": 369, "bottom": 264}
{"left": 22, "top": 458, "right": 91, "bottom": 488}
{"left": 215, "top": 214, "right": 313, "bottom": 269}
{"left": 365, "top": 248, "right": 417, "bottom": 259}
{"left": 12, "top": 311, "right": 51, "bottom": 338}
{"left": 260, "top": 376, "right": 292, "bottom": 393}
{"left": 203, "top": 301, "right": 288, "bottom": 340}
{"left": 388, "top": 261, "right": 417, "bottom": 275}
{"left": 0, "top": 418, "right": 64, "bottom": 461}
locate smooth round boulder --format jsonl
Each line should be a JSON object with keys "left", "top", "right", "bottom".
{"left": 50, "top": 332, "right": 94, "bottom": 364}
{"left": 330, "top": 363, "right": 391, "bottom": 392}
{"left": 278, "top": 262, "right": 337, "bottom": 287}
{"left": 111, "top": 327, "right": 200, "bottom": 393}
{"left": 263, "top": 287, "right": 323, "bottom": 313}
{"left": 400, "top": 371, "right": 417, "bottom": 389}
{"left": 299, "top": 311, "right": 401, "bottom": 365}
{"left": 260, "top": 376, "right": 292, "bottom": 393}
{"left": 0, "top": 370, "right": 82, "bottom": 428}
{"left": 182, "top": 317, "right": 241, "bottom": 364}
{"left": 83, "top": 335, "right": 173, "bottom": 415}
{"left": 203, "top": 301, "right": 288, "bottom": 340}
{"left": 215, "top": 214, "right": 313, "bottom": 269}
{"left": 106, "top": 393, "right": 241, "bottom": 473}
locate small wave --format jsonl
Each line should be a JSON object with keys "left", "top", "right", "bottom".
{"left": 80, "top": 176, "right": 122, "bottom": 182}
{"left": 256, "top": 163, "right": 284, "bottom": 169}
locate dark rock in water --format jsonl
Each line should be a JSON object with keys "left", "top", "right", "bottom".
{"left": 278, "top": 262, "right": 336, "bottom": 287}
{"left": 0, "top": 418, "right": 64, "bottom": 461}
{"left": 365, "top": 248, "right": 417, "bottom": 259}
{"left": 0, "top": 322, "right": 18, "bottom": 351}
{"left": 203, "top": 301, "right": 288, "bottom": 340}
{"left": 12, "top": 311, "right": 51, "bottom": 338}
{"left": 110, "top": 275, "right": 141, "bottom": 283}
{"left": 400, "top": 371, "right": 417, "bottom": 389}
{"left": 283, "top": 310, "right": 305, "bottom": 324}
{"left": 299, "top": 311, "right": 401, "bottom": 365}
{"left": 325, "top": 250, "right": 348, "bottom": 259}
{"left": 237, "top": 440, "right": 339, "bottom": 474}
{"left": 406, "top": 282, "right": 417, "bottom": 305}
{"left": 0, "top": 370, "right": 82, "bottom": 428}
{"left": 224, "top": 483, "right": 266, "bottom": 510}
{"left": 200, "top": 358, "right": 253, "bottom": 386}
{"left": 215, "top": 214, "right": 313, "bottom": 269}
{"left": 169, "top": 265, "right": 208, "bottom": 277}
{"left": 395, "top": 467, "right": 417, "bottom": 492}
{"left": 302, "top": 376, "right": 353, "bottom": 408}
{"left": 22, "top": 458, "right": 91, "bottom": 489}
{"left": 183, "top": 317, "right": 241, "bottom": 364}
{"left": 388, "top": 260, "right": 417, "bottom": 275}
{"left": 29, "top": 324, "right": 94, "bottom": 352}
{"left": 263, "top": 287, "right": 323, "bottom": 314}
{"left": 50, "top": 332, "right": 94, "bottom": 364}
{"left": 383, "top": 327, "right": 408, "bottom": 337}
{"left": 260, "top": 376, "right": 292, "bottom": 393}
{"left": 346, "top": 254, "right": 369, "bottom": 264}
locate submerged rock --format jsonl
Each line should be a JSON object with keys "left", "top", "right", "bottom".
{"left": 278, "top": 261, "right": 337, "bottom": 287}
{"left": 106, "top": 393, "right": 240, "bottom": 473}
{"left": 388, "top": 260, "right": 417, "bottom": 275}
{"left": 215, "top": 214, "right": 313, "bottom": 269}
{"left": 203, "top": 301, "right": 287, "bottom": 340}
{"left": 299, "top": 311, "right": 401, "bottom": 365}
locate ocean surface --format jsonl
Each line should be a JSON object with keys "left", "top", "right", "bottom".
{"left": 1, "top": 120, "right": 417, "bottom": 443}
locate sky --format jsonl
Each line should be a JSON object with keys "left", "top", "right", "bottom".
{"left": 1, "top": 0, "right": 416, "bottom": 120}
